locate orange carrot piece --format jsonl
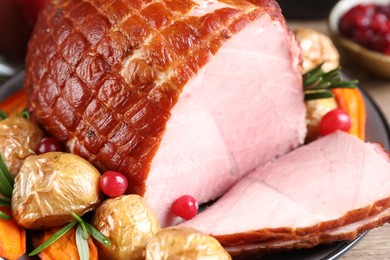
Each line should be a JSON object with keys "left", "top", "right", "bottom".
{"left": 0, "top": 207, "right": 26, "bottom": 260}
{"left": 332, "top": 88, "right": 366, "bottom": 141}
{"left": 35, "top": 226, "right": 98, "bottom": 260}
{"left": 0, "top": 89, "right": 27, "bottom": 115}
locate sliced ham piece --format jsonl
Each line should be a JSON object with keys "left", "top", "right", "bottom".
{"left": 24, "top": 0, "right": 305, "bottom": 226}
{"left": 227, "top": 207, "right": 390, "bottom": 257}
{"left": 182, "top": 131, "right": 390, "bottom": 255}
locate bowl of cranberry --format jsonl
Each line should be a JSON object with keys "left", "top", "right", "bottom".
{"left": 329, "top": 0, "right": 390, "bottom": 78}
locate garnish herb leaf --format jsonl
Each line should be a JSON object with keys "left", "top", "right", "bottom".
{"left": 304, "top": 91, "right": 334, "bottom": 101}
{"left": 71, "top": 212, "right": 89, "bottom": 239}
{"left": 0, "top": 209, "right": 11, "bottom": 220}
{"left": 329, "top": 80, "right": 359, "bottom": 88}
{"left": 76, "top": 224, "right": 90, "bottom": 260}
{"left": 79, "top": 221, "right": 89, "bottom": 240}
{"left": 71, "top": 212, "right": 83, "bottom": 223}
{"left": 84, "top": 222, "right": 111, "bottom": 246}
{"left": 29, "top": 221, "right": 78, "bottom": 256}
{"left": 31, "top": 214, "right": 111, "bottom": 256}
{"left": 0, "top": 165, "right": 13, "bottom": 198}
{"left": 0, "top": 110, "right": 8, "bottom": 121}
{"left": 303, "top": 64, "right": 359, "bottom": 101}
{"left": 0, "top": 153, "right": 14, "bottom": 187}
{"left": 20, "top": 109, "right": 31, "bottom": 120}
{"left": 72, "top": 212, "right": 111, "bottom": 246}
{"left": 0, "top": 198, "right": 11, "bottom": 207}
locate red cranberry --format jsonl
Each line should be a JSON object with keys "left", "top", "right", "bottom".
{"left": 172, "top": 195, "right": 199, "bottom": 220}
{"left": 339, "top": 3, "right": 390, "bottom": 56}
{"left": 36, "top": 137, "right": 63, "bottom": 154}
{"left": 319, "top": 109, "right": 351, "bottom": 136}
{"left": 100, "top": 171, "right": 128, "bottom": 197}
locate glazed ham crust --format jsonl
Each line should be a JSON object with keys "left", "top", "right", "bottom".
{"left": 24, "top": 0, "right": 302, "bottom": 196}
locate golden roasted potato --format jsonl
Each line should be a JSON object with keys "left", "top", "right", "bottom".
{"left": 295, "top": 28, "right": 340, "bottom": 73}
{"left": 92, "top": 195, "right": 160, "bottom": 260}
{"left": 305, "top": 97, "right": 338, "bottom": 142}
{"left": 12, "top": 152, "right": 102, "bottom": 230}
{"left": 0, "top": 116, "right": 43, "bottom": 176}
{"left": 145, "top": 227, "right": 231, "bottom": 260}
{"left": 295, "top": 28, "right": 342, "bottom": 142}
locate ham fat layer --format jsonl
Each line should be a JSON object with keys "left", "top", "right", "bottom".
{"left": 183, "top": 131, "right": 390, "bottom": 255}
{"left": 24, "top": 0, "right": 305, "bottom": 226}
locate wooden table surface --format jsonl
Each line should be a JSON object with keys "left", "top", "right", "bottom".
{"left": 289, "top": 20, "right": 390, "bottom": 259}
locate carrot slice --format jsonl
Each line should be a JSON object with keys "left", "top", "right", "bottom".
{"left": 332, "top": 88, "right": 366, "bottom": 141}
{"left": 33, "top": 226, "right": 98, "bottom": 260}
{"left": 0, "top": 207, "right": 26, "bottom": 260}
{"left": 0, "top": 89, "right": 27, "bottom": 115}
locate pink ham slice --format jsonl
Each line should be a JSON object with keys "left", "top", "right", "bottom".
{"left": 182, "top": 131, "right": 390, "bottom": 255}
{"left": 144, "top": 6, "right": 306, "bottom": 227}
{"left": 24, "top": 0, "right": 306, "bottom": 227}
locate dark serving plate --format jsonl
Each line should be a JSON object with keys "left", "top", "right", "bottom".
{"left": 1, "top": 71, "right": 389, "bottom": 259}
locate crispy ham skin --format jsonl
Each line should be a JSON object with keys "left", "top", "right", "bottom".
{"left": 183, "top": 132, "right": 390, "bottom": 255}
{"left": 24, "top": 0, "right": 305, "bottom": 226}
{"left": 228, "top": 207, "right": 390, "bottom": 257}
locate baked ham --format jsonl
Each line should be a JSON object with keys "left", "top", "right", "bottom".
{"left": 24, "top": 0, "right": 306, "bottom": 226}
{"left": 182, "top": 131, "right": 390, "bottom": 256}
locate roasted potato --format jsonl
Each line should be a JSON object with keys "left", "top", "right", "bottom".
{"left": 92, "top": 195, "right": 160, "bottom": 260}
{"left": 145, "top": 227, "right": 231, "bottom": 260}
{"left": 12, "top": 152, "right": 102, "bottom": 230}
{"left": 0, "top": 116, "right": 43, "bottom": 176}
{"left": 295, "top": 28, "right": 340, "bottom": 73}
{"left": 295, "top": 28, "right": 342, "bottom": 142}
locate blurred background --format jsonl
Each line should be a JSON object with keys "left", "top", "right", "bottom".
{"left": 278, "top": 0, "right": 340, "bottom": 19}
{"left": 0, "top": 0, "right": 49, "bottom": 61}
{"left": 0, "top": 0, "right": 339, "bottom": 65}
{"left": 0, "top": 0, "right": 357, "bottom": 83}
{"left": 0, "top": 0, "right": 49, "bottom": 82}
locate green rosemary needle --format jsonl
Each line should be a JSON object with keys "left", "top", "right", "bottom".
{"left": 303, "top": 64, "right": 359, "bottom": 101}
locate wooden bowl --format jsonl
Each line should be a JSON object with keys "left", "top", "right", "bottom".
{"left": 328, "top": 0, "right": 390, "bottom": 78}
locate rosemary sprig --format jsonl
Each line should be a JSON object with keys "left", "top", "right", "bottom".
{"left": 76, "top": 225, "right": 90, "bottom": 260}
{"left": 71, "top": 212, "right": 89, "bottom": 239}
{"left": 304, "top": 91, "right": 334, "bottom": 101}
{"left": 0, "top": 171, "right": 12, "bottom": 199}
{"left": 0, "top": 110, "right": 8, "bottom": 121}
{"left": 0, "top": 153, "right": 14, "bottom": 187}
{"left": 29, "top": 221, "right": 78, "bottom": 256}
{"left": 303, "top": 64, "right": 359, "bottom": 101}
{"left": 0, "top": 154, "right": 14, "bottom": 199}
{"left": 84, "top": 221, "right": 111, "bottom": 246}
{"left": 0, "top": 210, "right": 11, "bottom": 220}
{"left": 30, "top": 213, "right": 111, "bottom": 259}
{"left": 0, "top": 137, "right": 14, "bottom": 220}
{"left": 20, "top": 109, "right": 31, "bottom": 120}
